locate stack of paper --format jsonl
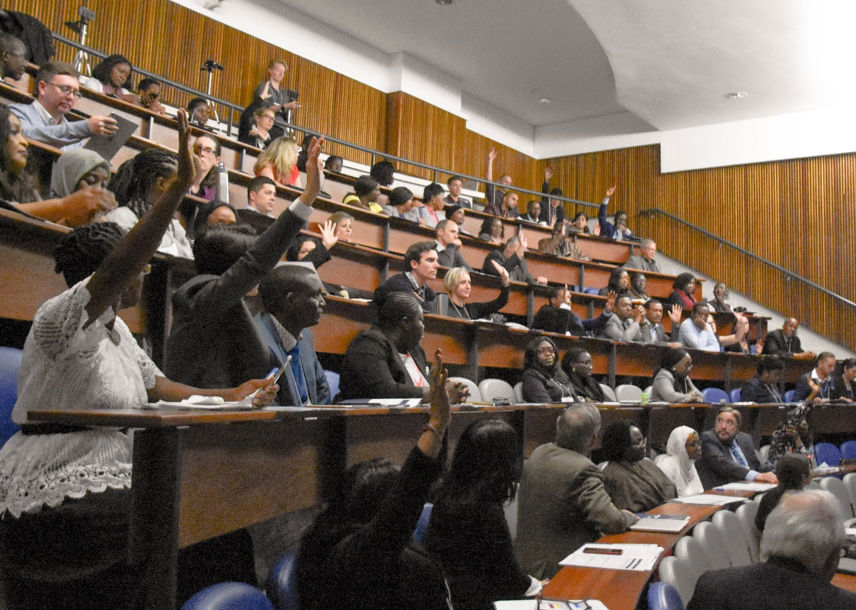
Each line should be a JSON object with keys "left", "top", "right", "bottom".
{"left": 149, "top": 395, "right": 253, "bottom": 410}
{"left": 713, "top": 482, "right": 777, "bottom": 493}
{"left": 630, "top": 513, "right": 690, "bottom": 532}
{"left": 559, "top": 543, "right": 662, "bottom": 571}
{"left": 494, "top": 600, "right": 610, "bottom": 610}
{"left": 671, "top": 493, "right": 749, "bottom": 506}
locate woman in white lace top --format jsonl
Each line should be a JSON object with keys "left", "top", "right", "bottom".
{"left": 0, "top": 111, "right": 277, "bottom": 610}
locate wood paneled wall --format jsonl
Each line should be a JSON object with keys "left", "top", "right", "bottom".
{"left": 545, "top": 145, "right": 856, "bottom": 351}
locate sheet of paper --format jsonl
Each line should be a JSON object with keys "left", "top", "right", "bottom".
{"left": 630, "top": 514, "right": 689, "bottom": 532}
{"left": 494, "top": 600, "right": 610, "bottom": 610}
{"left": 713, "top": 482, "right": 777, "bottom": 492}
{"left": 671, "top": 493, "right": 749, "bottom": 506}
{"left": 559, "top": 543, "right": 662, "bottom": 571}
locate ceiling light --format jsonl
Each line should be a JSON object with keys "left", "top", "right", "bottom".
{"left": 539, "top": 97, "right": 551, "bottom": 104}
{"left": 726, "top": 91, "right": 748, "bottom": 100}
{"left": 436, "top": 0, "right": 453, "bottom": 5}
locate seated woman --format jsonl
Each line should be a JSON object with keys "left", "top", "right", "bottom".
{"left": 382, "top": 186, "right": 421, "bottom": 222}
{"left": 443, "top": 263, "right": 509, "bottom": 320}
{"left": 656, "top": 426, "right": 704, "bottom": 497}
{"left": 628, "top": 272, "right": 649, "bottom": 302}
{"left": 343, "top": 175, "right": 384, "bottom": 214}
{"left": 723, "top": 314, "right": 757, "bottom": 354}
{"left": 196, "top": 202, "right": 238, "bottom": 230}
{"left": 665, "top": 272, "right": 698, "bottom": 310}
{"left": 650, "top": 348, "right": 704, "bottom": 403}
{"left": 296, "top": 351, "right": 452, "bottom": 610}
{"left": 254, "top": 136, "right": 299, "bottom": 186}
{"left": 560, "top": 347, "right": 605, "bottom": 402}
{"left": 478, "top": 216, "right": 505, "bottom": 244}
{"left": 754, "top": 453, "right": 811, "bottom": 532}
{"left": 49, "top": 148, "right": 111, "bottom": 197}
{"left": 765, "top": 403, "right": 814, "bottom": 469}
{"left": 238, "top": 105, "right": 276, "bottom": 149}
{"left": 598, "top": 267, "right": 630, "bottom": 297}
{"left": 830, "top": 357, "right": 856, "bottom": 403}
{"left": 568, "top": 210, "right": 591, "bottom": 234}
{"left": 601, "top": 421, "right": 677, "bottom": 512}
{"left": 329, "top": 210, "right": 354, "bottom": 242}
{"left": 0, "top": 111, "right": 277, "bottom": 610}
{"left": 107, "top": 147, "right": 193, "bottom": 258}
{"left": 79, "top": 54, "right": 134, "bottom": 100}
{"left": 424, "top": 419, "right": 541, "bottom": 610}
{"left": 0, "top": 104, "right": 115, "bottom": 226}
{"left": 521, "top": 336, "right": 576, "bottom": 403}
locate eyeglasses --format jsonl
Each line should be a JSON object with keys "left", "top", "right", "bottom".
{"left": 194, "top": 146, "right": 217, "bottom": 155}
{"left": 48, "top": 82, "right": 80, "bottom": 98}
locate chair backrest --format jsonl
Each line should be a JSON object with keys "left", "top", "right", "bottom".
{"left": 701, "top": 387, "right": 729, "bottom": 404}
{"left": 841, "top": 441, "right": 856, "bottom": 461}
{"left": 600, "top": 383, "right": 617, "bottom": 402}
{"left": 657, "top": 556, "right": 695, "bottom": 609}
{"left": 819, "top": 476, "right": 856, "bottom": 519}
{"left": 712, "top": 509, "right": 753, "bottom": 567}
{"left": 693, "top": 521, "right": 731, "bottom": 570}
{"left": 412, "top": 502, "right": 433, "bottom": 544}
{"left": 265, "top": 551, "right": 300, "bottom": 610}
{"left": 647, "top": 581, "right": 685, "bottom": 610}
{"left": 615, "top": 384, "right": 642, "bottom": 403}
{"left": 478, "top": 378, "right": 514, "bottom": 403}
{"left": 843, "top": 473, "right": 856, "bottom": 512}
{"left": 512, "top": 381, "right": 524, "bottom": 403}
{"left": 182, "top": 582, "right": 274, "bottom": 610}
{"left": 757, "top": 444, "right": 771, "bottom": 465}
{"left": 323, "top": 370, "right": 339, "bottom": 402}
{"left": 673, "top": 535, "right": 712, "bottom": 580}
{"left": 730, "top": 388, "right": 742, "bottom": 402}
{"left": 815, "top": 441, "right": 842, "bottom": 468}
{"left": 735, "top": 500, "right": 761, "bottom": 563}
{"left": 448, "top": 376, "right": 481, "bottom": 402}
{"left": 783, "top": 389, "right": 796, "bottom": 402}
{"left": 0, "top": 346, "right": 22, "bottom": 448}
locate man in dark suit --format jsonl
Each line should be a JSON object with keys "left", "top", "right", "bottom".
{"left": 531, "top": 284, "right": 614, "bottom": 336}
{"left": 375, "top": 241, "right": 439, "bottom": 313}
{"left": 482, "top": 234, "right": 547, "bottom": 284}
{"left": 696, "top": 406, "right": 778, "bottom": 489}
{"left": 687, "top": 489, "right": 856, "bottom": 609}
{"left": 256, "top": 263, "right": 330, "bottom": 406}
{"left": 434, "top": 219, "right": 470, "bottom": 271}
{"left": 762, "top": 317, "right": 815, "bottom": 360}
{"left": 638, "top": 299, "right": 681, "bottom": 346}
{"left": 515, "top": 403, "right": 637, "bottom": 579}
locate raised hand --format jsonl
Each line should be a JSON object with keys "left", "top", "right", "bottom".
{"left": 319, "top": 218, "right": 338, "bottom": 250}
{"left": 605, "top": 290, "right": 617, "bottom": 313}
{"left": 668, "top": 304, "right": 683, "bottom": 324}
{"left": 301, "top": 135, "right": 326, "bottom": 204}
{"left": 606, "top": 184, "right": 616, "bottom": 197}
{"left": 491, "top": 259, "right": 510, "bottom": 286}
{"left": 545, "top": 166, "right": 553, "bottom": 180}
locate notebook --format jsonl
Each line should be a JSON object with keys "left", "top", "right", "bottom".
{"left": 630, "top": 513, "right": 689, "bottom": 532}
{"left": 84, "top": 112, "right": 138, "bottom": 161}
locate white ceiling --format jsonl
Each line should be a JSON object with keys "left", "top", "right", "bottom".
{"left": 270, "top": 0, "right": 856, "bottom": 137}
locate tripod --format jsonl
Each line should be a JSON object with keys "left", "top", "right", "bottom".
{"left": 201, "top": 59, "right": 223, "bottom": 126}
{"left": 66, "top": 4, "right": 95, "bottom": 76}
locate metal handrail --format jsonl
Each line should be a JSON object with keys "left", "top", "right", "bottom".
{"left": 638, "top": 207, "right": 856, "bottom": 309}
{"left": 52, "top": 34, "right": 601, "bottom": 210}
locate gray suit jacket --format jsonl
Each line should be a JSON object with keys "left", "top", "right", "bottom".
{"left": 515, "top": 442, "right": 636, "bottom": 579}
{"left": 599, "top": 315, "right": 642, "bottom": 342}
{"left": 625, "top": 255, "right": 660, "bottom": 272}
{"left": 435, "top": 242, "right": 471, "bottom": 271}
{"left": 639, "top": 320, "right": 678, "bottom": 345}
{"left": 10, "top": 101, "right": 92, "bottom": 149}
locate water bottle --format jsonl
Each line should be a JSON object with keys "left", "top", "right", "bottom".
{"left": 215, "top": 162, "right": 229, "bottom": 204}
{"left": 640, "top": 389, "right": 650, "bottom": 404}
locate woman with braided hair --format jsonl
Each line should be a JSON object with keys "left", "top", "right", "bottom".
{"left": 0, "top": 110, "right": 277, "bottom": 610}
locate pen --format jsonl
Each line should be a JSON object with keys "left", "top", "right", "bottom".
{"left": 583, "top": 547, "right": 622, "bottom": 555}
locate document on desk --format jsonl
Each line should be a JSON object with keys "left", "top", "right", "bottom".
{"left": 559, "top": 543, "right": 663, "bottom": 571}
{"left": 630, "top": 513, "right": 690, "bottom": 533}
{"left": 338, "top": 398, "right": 422, "bottom": 407}
{"left": 493, "top": 600, "right": 610, "bottom": 610}
{"left": 671, "top": 493, "right": 749, "bottom": 506}
{"left": 713, "top": 482, "right": 777, "bottom": 492}
{"left": 147, "top": 395, "right": 254, "bottom": 410}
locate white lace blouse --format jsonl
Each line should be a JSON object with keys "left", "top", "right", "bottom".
{"left": 0, "top": 280, "right": 161, "bottom": 518}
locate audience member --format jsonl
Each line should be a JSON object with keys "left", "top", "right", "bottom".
{"left": 369, "top": 159, "right": 395, "bottom": 193}
{"left": 187, "top": 96, "right": 215, "bottom": 132}
{"left": 830, "top": 356, "right": 856, "bottom": 402}
{"left": 0, "top": 33, "right": 26, "bottom": 82}
{"left": 11, "top": 60, "right": 118, "bottom": 148}
{"left": 295, "top": 132, "right": 314, "bottom": 172}
{"left": 665, "top": 272, "right": 697, "bottom": 310}
{"left": 516, "top": 199, "right": 545, "bottom": 224}
{"left": 740, "top": 356, "right": 786, "bottom": 403}
{"left": 420, "top": 182, "right": 445, "bottom": 227}
{"left": 793, "top": 351, "right": 837, "bottom": 403}
{"left": 599, "top": 294, "right": 644, "bottom": 342}
{"left": 679, "top": 301, "right": 746, "bottom": 351}
{"left": 444, "top": 174, "right": 471, "bottom": 208}
{"left": 239, "top": 105, "right": 276, "bottom": 149}
{"left": 650, "top": 348, "right": 705, "bottom": 403}
{"left": 163, "top": 135, "right": 325, "bottom": 390}
{"left": 723, "top": 314, "right": 761, "bottom": 354}
{"left": 709, "top": 281, "right": 732, "bottom": 312}
{"left": 79, "top": 53, "right": 134, "bottom": 100}
{"left": 383, "top": 186, "right": 421, "bottom": 222}
{"left": 434, "top": 218, "right": 469, "bottom": 270}
{"left": 560, "top": 348, "right": 605, "bottom": 402}
{"left": 521, "top": 336, "right": 576, "bottom": 403}
{"left": 241, "top": 175, "right": 278, "bottom": 218}
{"left": 328, "top": 210, "right": 354, "bottom": 242}
{"left": 537, "top": 221, "right": 589, "bottom": 259}
{"left": 296, "top": 350, "right": 453, "bottom": 610}
{"left": 765, "top": 403, "right": 814, "bottom": 469}
{"left": 625, "top": 239, "right": 660, "bottom": 272}
{"left": 531, "top": 285, "right": 615, "bottom": 336}
{"left": 696, "top": 406, "right": 777, "bottom": 489}
{"left": 627, "top": 272, "right": 649, "bottom": 301}
{"left": 484, "top": 146, "right": 512, "bottom": 211}
{"left": 482, "top": 234, "right": 546, "bottom": 284}
{"left": 515, "top": 404, "right": 638, "bottom": 578}
{"left": 256, "top": 263, "right": 330, "bottom": 405}
{"left": 343, "top": 175, "right": 384, "bottom": 214}
{"left": 324, "top": 155, "right": 343, "bottom": 173}
{"left": 0, "top": 113, "right": 275, "bottom": 610}
{"left": 107, "top": 147, "right": 193, "bottom": 258}
{"left": 477, "top": 215, "right": 505, "bottom": 244}
{"left": 568, "top": 210, "right": 591, "bottom": 234}
{"left": 188, "top": 134, "right": 221, "bottom": 201}
{"left": 657, "top": 426, "right": 704, "bottom": 497}
{"left": 443, "top": 264, "right": 509, "bottom": 320}
{"left": 425, "top": 418, "right": 540, "bottom": 609}
{"left": 444, "top": 204, "right": 471, "bottom": 237}
{"left": 754, "top": 454, "right": 811, "bottom": 532}
{"left": 0, "top": 10, "right": 53, "bottom": 64}
{"left": 483, "top": 188, "right": 518, "bottom": 218}
{"left": 601, "top": 421, "right": 676, "bottom": 512}
{"left": 49, "top": 148, "right": 111, "bottom": 197}
{"left": 597, "top": 185, "right": 634, "bottom": 240}
{"left": 688, "top": 489, "right": 856, "bottom": 609}
{"left": 638, "top": 299, "right": 682, "bottom": 346}
{"left": 196, "top": 201, "right": 237, "bottom": 228}
{"left": 254, "top": 136, "right": 300, "bottom": 186}
{"left": 540, "top": 167, "right": 565, "bottom": 226}
{"left": 374, "top": 241, "right": 439, "bottom": 313}
{"left": 136, "top": 77, "right": 166, "bottom": 114}
{"left": 252, "top": 59, "right": 300, "bottom": 117}
{"left": 598, "top": 266, "right": 630, "bottom": 297}
{"left": 762, "top": 317, "right": 815, "bottom": 360}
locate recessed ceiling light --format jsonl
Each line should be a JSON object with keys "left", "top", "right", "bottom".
{"left": 539, "top": 97, "right": 551, "bottom": 104}
{"left": 436, "top": 0, "right": 453, "bottom": 5}
{"left": 726, "top": 91, "right": 748, "bottom": 100}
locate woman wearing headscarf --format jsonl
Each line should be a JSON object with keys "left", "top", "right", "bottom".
{"left": 560, "top": 347, "right": 605, "bottom": 402}
{"left": 765, "top": 403, "right": 815, "bottom": 468}
{"left": 49, "top": 149, "right": 110, "bottom": 198}
{"left": 650, "top": 348, "right": 705, "bottom": 403}
{"left": 656, "top": 426, "right": 704, "bottom": 496}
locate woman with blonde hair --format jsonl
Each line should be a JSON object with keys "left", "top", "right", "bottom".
{"left": 254, "top": 136, "right": 299, "bottom": 186}
{"left": 443, "top": 263, "right": 509, "bottom": 320}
